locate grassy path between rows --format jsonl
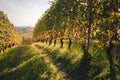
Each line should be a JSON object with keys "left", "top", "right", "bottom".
{"left": 0, "top": 45, "right": 70, "bottom": 80}
{"left": 1, "top": 42, "right": 120, "bottom": 80}
{"left": 32, "top": 43, "right": 71, "bottom": 80}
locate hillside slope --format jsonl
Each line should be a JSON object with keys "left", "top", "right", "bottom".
{"left": 15, "top": 27, "right": 34, "bottom": 38}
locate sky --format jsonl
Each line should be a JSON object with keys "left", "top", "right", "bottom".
{"left": 0, "top": 0, "right": 53, "bottom": 27}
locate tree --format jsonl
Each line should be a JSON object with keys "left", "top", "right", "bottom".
{"left": 0, "top": 11, "right": 22, "bottom": 53}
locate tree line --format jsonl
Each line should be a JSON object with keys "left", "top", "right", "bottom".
{"left": 33, "top": 0, "right": 120, "bottom": 80}
{"left": 0, "top": 11, "right": 22, "bottom": 53}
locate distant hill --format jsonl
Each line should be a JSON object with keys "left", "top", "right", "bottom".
{"left": 15, "top": 26, "right": 34, "bottom": 38}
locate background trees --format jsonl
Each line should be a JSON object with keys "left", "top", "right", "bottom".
{"left": 33, "top": 0, "right": 120, "bottom": 50}
{"left": 33, "top": 0, "right": 120, "bottom": 79}
{"left": 0, "top": 11, "right": 22, "bottom": 53}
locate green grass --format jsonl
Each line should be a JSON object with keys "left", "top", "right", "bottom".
{"left": 0, "top": 46, "right": 60, "bottom": 80}
{"left": 36, "top": 40, "right": 120, "bottom": 80}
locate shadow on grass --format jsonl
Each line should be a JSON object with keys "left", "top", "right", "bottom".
{"left": 0, "top": 68, "right": 19, "bottom": 80}
{"left": 0, "top": 46, "right": 35, "bottom": 73}
{"left": 34, "top": 43, "right": 118, "bottom": 80}
{"left": 0, "top": 56, "right": 51, "bottom": 80}
{"left": 69, "top": 50, "right": 91, "bottom": 80}
{"left": 0, "top": 46, "right": 60, "bottom": 80}
{"left": 0, "top": 46, "right": 38, "bottom": 80}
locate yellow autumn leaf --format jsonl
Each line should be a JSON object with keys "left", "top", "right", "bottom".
{"left": 115, "top": 8, "right": 120, "bottom": 16}
{"left": 93, "top": 31, "right": 96, "bottom": 36}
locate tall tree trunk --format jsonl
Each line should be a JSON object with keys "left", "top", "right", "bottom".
{"left": 68, "top": 38, "right": 72, "bottom": 50}
{"left": 80, "top": 2, "right": 92, "bottom": 78}
{"left": 49, "top": 38, "right": 52, "bottom": 45}
{"left": 87, "top": 25, "right": 91, "bottom": 50}
{"left": 60, "top": 38, "right": 64, "bottom": 48}
{"left": 87, "top": 5, "right": 92, "bottom": 50}
{"left": 49, "top": 34, "right": 53, "bottom": 45}
{"left": 46, "top": 39, "right": 47, "bottom": 44}
{"left": 54, "top": 39, "right": 56, "bottom": 47}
